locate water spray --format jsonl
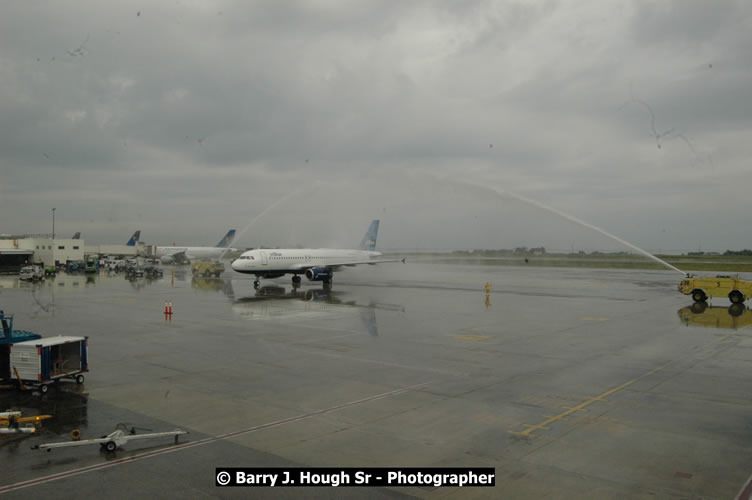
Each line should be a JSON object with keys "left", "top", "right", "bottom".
{"left": 455, "top": 179, "right": 686, "bottom": 275}
{"left": 219, "top": 187, "right": 305, "bottom": 260}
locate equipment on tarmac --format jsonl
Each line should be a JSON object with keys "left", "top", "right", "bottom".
{"left": 31, "top": 423, "right": 188, "bottom": 453}
{"left": 0, "top": 410, "right": 52, "bottom": 434}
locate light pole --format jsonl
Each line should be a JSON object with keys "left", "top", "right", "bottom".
{"left": 52, "top": 207, "right": 56, "bottom": 240}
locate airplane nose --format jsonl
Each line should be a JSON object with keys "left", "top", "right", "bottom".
{"left": 231, "top": 259, "right": 241, "bottom": 271}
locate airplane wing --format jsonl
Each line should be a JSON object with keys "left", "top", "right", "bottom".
{"left": 290, "top": 257, "right": 405, "bottom": 272}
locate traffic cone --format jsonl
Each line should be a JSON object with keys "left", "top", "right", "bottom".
{"left": 164, "top": 302, "right": 169, "bottom": 314}
{"left": 168, "top": 302, "right": 173, "bottom": 315}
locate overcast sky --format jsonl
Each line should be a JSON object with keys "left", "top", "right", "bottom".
{"left": 1, "top": 0, "right": 750, "bottom": 253}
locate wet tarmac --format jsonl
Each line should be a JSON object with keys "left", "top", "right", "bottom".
{"left": 1, "top": 263, "right": 752, "bottom": 498}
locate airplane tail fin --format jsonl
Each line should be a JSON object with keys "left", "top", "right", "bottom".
{"left": 216, "top": 229, "right": 236, "bottom": 248}
{"left": 359, "top": 220, "right": 379, "bottom": 251}
{"left": 72, "top": 232, "right": 81, "bottom": 240}
{"left": 126, "top": 230, "right": 141, "bottom": 246}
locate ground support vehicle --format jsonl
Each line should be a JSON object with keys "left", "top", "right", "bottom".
{"left": 9, "top": 336, "right": 88, "bottom": 393}
{"left": 191, "top": 261, "right": 224, "bottom": 278}
{"left": 0, "top": 311, "right": 42, "bottom": 383}
{"left": 679, "top": 275, "right": 752, "bottom": 304}
{"left": 32, "top": 424, "right": 188, "bottom": 453}
{"left": 19, "top": 266, "right": 44, "bottom": 282}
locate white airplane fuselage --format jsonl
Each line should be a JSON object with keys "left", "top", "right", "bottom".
{"left": 230, "top": 219, "right": 399, "bottom": 287}
{"left": 232, "top": 248, "right": 381, "bottom": 279}
{"left": 232, "top": 248, "right": 382, "bottom": 277}
{"left": 156, "top": 246, "right": 235, "bottom": 261}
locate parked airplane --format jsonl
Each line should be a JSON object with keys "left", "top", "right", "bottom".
{"left": 231, "top": 220, "right": 403, "bottom": 288}
{"left": 71, "top": 232, "right": 81, "bottom": 239}
{"left": 156, "top": 229, "right": 237, "bottom": 264}
{"left": 126, "top": 230, "right": 141, "bottom": 246}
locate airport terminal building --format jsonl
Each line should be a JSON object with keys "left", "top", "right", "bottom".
{"left": 0, "top": 235, "right": 150, "bottom": 273}
{"left": 0, "top": 235, "right": 84, "bottom": 272}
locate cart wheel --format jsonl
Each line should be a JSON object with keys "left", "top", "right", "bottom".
{"left": 105, "top": 441, "right": 117, "bottom": 452}
{"left": 71, "top": 429, "right": 81, "bottom": 441}
{"left": 40, "top": 384, "right": 49, "bottom": 394}
{"left": 76, "top": 374, "right": 85, "bottom": 384}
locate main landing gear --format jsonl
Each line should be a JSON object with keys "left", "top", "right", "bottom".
{"left": 292, "top": 275, "right": 301, "bottom": 285}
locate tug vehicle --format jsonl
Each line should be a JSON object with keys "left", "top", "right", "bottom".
{"left": 191, "top": 260, "right": 224, "bottom": 278}
{"left": 679, "top": 275, "right": 752, "bottom": 304}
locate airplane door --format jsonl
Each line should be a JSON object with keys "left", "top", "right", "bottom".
{"left": 260, "top": 252, "right": 268, "bottom": 265}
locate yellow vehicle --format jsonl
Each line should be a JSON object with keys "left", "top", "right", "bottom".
{"left": 679, "top": 275, "right": 752, "bottom": 304}
{"left": 191, "top": 260, "right": 224, "bottom": 278}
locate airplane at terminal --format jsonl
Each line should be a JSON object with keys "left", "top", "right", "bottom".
{"left": 231, "top": 220, "right": 403, "bottom": 288}
{"left": 156, "top": 229, "right": 237, "bottom": 264}
{"left": 126, "top": 230, "right": 141, "bottom": 246}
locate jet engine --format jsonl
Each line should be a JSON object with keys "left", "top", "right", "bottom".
{"left": 305, "top": 267, "right": 331, "bottom": 281}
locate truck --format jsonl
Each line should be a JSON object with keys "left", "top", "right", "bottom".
{"left": 679, "top": 275, "right": 752, "bottom": 304}
{"left": 191, "top": 260, "right": 224, "bottom": 278}
{"left": 9, "top": 336, "right": 89, "bottom": 393}
{"left": 19, "top": 266, "right": 44, "bottom": 282}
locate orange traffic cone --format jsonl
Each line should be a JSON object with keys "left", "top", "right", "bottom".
{"left": 164, "top": 302, "right": 169, "bottom": 314}
{"left": 168, "top": 302, "right": 173, "bottom": 315}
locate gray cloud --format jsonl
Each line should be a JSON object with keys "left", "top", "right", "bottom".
{"left": 1, "top": 0, "right": 751, "bottom": 252}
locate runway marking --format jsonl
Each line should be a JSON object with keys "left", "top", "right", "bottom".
{"left": 581, "top": 317, "right": 609, "bottom": 321}
{"left": 0, "top": 381, "right": 432, "bottom": 494}
{"left": 511, "top": 326, "right": 741, "bottom": 438}
{"left": 510, "top": 363, "right": 668, "bottom": 437}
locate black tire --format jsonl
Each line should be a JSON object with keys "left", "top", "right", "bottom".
{"left": 76, "top": 374, "right": 85, "bottom": 384}
{"left": 214, "top": 272, "right": 221, "bottom": 277}
{"left": 729, "top": 290, "right": 744, "bottom": 304}
{"left": 40, "top": 384, "right": 49, "bottom": 394}
{"left": 105, "top": 441, "right": 117, "bottom": 452}
{"left": 691, "top": 290, "right": 706, "bottom": 302}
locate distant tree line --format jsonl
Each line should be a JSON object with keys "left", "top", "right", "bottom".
{"left": 723, "top": 249, "right": 752, "bottom": 256}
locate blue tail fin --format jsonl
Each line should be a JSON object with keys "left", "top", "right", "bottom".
{"left": 126, "top": 230, "right": 141, "bottom": 246}
{"left": 359, "top": 220, "right": 379, "bottom": 251}
{"left": 215, "top": 229, "right": 236, "bottom": 248}
{"left": 71, "top": 232, "right": 81, "bottom": 240}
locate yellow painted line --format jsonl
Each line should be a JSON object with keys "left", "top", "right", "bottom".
{"left": 511, "top": 363, "right": 669, "bottom": 437}
{"left": 454, "top": 335, "right": 490, "bottom": 342}
{"left": 512, "top": 328, "right": 740, "bottom": 438}
{"left": 581, "top": 317, "right": 609, "bottom": 321}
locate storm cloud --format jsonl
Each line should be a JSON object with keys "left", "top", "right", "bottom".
{"left": 1, "top": 0, "right": 750, "bottom": 253}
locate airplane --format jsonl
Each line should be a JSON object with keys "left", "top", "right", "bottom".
{"left": 231, "top": 220, "right": 403, "bottom": 289}
{"left": 72, "top": 232, "right": 81, "bottom": 239}
{"left": 156, "top": 229, "right": 237, "bottom": 264}
{"left": 126, "top": 230, "right": 141, "bottom": 246}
